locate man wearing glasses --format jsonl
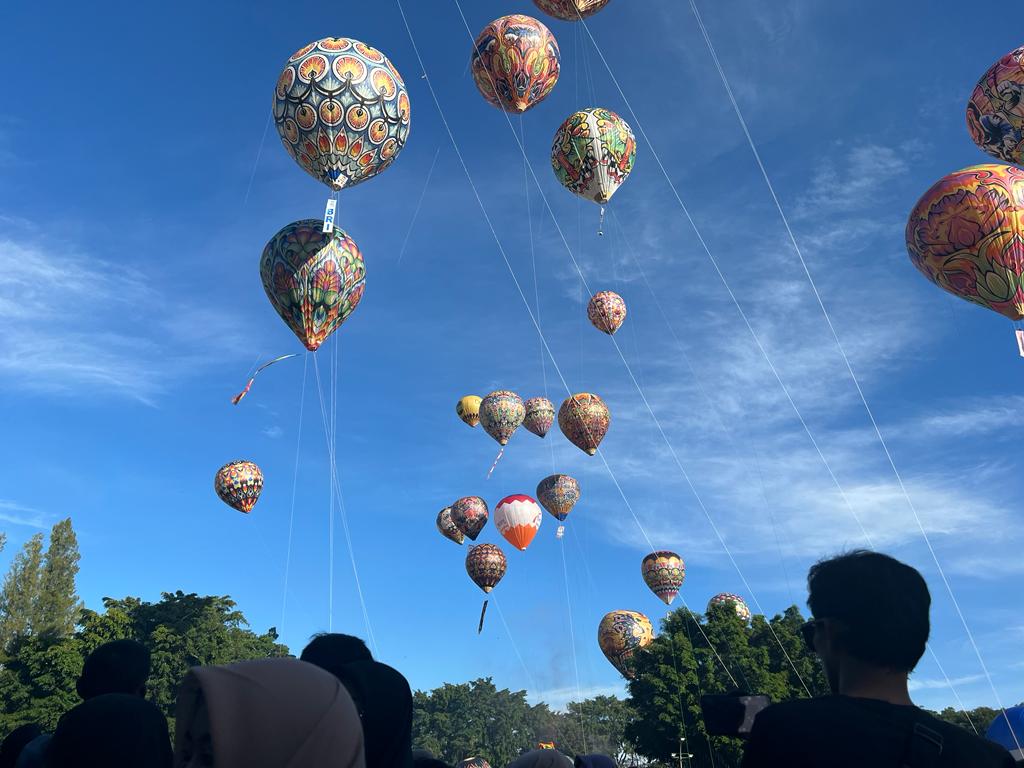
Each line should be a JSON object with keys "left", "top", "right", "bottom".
{"left": 742, "top": 550, "right": 1016, "bottom": 767}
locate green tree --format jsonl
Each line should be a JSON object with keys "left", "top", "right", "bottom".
{"left": 0, "top": 533, "right": 44, "bottom": 648}
{"left": 556, "top": 695, "right": 637, "bottom": 762}
{"left": 36, "top": 518, "right": 82, "bottom": 638}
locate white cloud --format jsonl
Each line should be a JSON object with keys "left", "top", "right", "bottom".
{"left": 528, "top": 683, "right": 626, "bottom": 710}
{"left": 0, "top": 500, "right": 48, "bottom": 529}
{"left": 909, "top": 673, "right": 985, "bottom": 692}
{"left": 263, "top": 426, "right": 284, "bottom": 439}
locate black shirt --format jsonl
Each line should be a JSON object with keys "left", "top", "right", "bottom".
{"left": 742, "top": 696, "right": 1015, "bottom": 767}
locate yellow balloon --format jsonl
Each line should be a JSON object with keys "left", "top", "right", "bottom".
{"left": 456, "top": 395, "right": 482, "bottom": 428}
{"left": 598, "top": 610, "right": 653, "bottom": 678}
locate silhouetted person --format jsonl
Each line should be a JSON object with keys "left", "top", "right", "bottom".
{"left": 508, "top": 750, "right": 572, "bottom": 768}
{"left": 300, "top": 632, "right": 372, "bottom": 672}
{"left": 46, "top": 694, "right": 172, "bottom": 768}
{"left": 574, "top": 756, "right": 617, "bottom": 768}
{"left": 0, "top": 724, "right": 40, "bottom": 768}
{"left": 742, "top": 550, "right": 1015, "bottom": 767}
{"left": 77, "top": 638, "right": 151, "bottom": 699}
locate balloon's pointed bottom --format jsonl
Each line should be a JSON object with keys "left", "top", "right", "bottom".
{"left": 585, "top": 449, "right": 597, "bottom": 456}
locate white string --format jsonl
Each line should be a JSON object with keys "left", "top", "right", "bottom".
{"left": 280, "top": 353, "right": 309, "bottom": 632}
{"left": 491, "top": 594, "right": 540, "bottom": 696}
{"left": 397, "top": 144, "right": 442, "bottom": 265}
{"left": 243, "top": 114, "right": 272, "bottom": 207}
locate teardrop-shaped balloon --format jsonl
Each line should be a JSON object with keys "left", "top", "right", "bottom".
{"left": 906, "top": 164, "right": 1024, "bottom": 320}
{"left": 558, "top": 393, "right": 610, "bottom": 456}
{"left": 552, "top": 108, "right": 636, "bottom": 205}
{"left": 597, "top": 610, "right": 653, "bottom": 678}
{"left": 494, "top": 495, "right": 542, "bottom": 551}
{"left": 967, "top": 45, "right": 1024, "bottom": 167}
{"left": 214, "top": 460, "right": 264, "bottom": 513}
{"left": 707, "top": 592, "right": 751, "bottom": 622}
{"left": 274, "top": 38, "right": 411, "bottom": 191}
{"left": 532, "top": 0, "right": 610, "bottom": 21}
{"left": 436, "top": 506, "right": 464, "bottom": 545}
{"left": 523, "top": 397, "right": 555, "bottom": 437}
{"left": 471, "top": 15, "right": 560, "bottom": 114}
{"left": 479, "top": 391, "right": 526, "bottom": 447}
{"left": 450, "top": 496, "right": 489, "bottom": 541}
{"left": 260, "top": 220, "right": 366, "bottom": 351}
{"left": 466, "top": 543, "right": 507, "bottom": 593}
{"left": 536, "top": 474, "right": 580, "bottom": 521}
{"left": 641, "top": 551, "right": 685, "bottom": 605}
{"left": 457, "top": 395, "right": 483, "bottom": 428}
{"left": 587, "top": 291, "right": 627, "bottom": 335}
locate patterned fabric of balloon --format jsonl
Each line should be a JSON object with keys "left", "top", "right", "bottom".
{"left": 450, "top": 496, "right": 489, "bottom": 541}
{"left": 552, "top": 108, "right": 636, "bottom": 205}
{"left": 588, "top": 291, "right": 627, "bottom": 335}
{"left": 471, "top": 15, "right": 560, "bottom": 114}
{"left": 466, "top": 543, "right": 507, "bottom": 593}
{"left": 597, "top": 610, "right": 653, "bottom": 679}
{"left": 274, "top": 37, "right": 411, "bottom": 191}
{"left": 479, "top": 391, "right": 526, "bottom": 446}
{"left": 214, "top": 460, "right": 263, "bottom": 514}
{"left": 536, "top": 474, "right": 580, "bottom": 521}
{"left": 641, "top": 551, "right": 685, "bottom": 605}
{"left": 558, "top": 393, "right": 610, "bottom": 456}
{"left": 707, "top": 592, "right": 751, "bottom": 622}
{"left": 532, "top": 0, "right": 610, "bottom": 21}
{"left": 494, "top": 495, "right": 542, "bottom": 551}
{"left": 260, "top": 220, "right": 366, "bottom": 351}
{"left": 457, "top": 395, "right": 483, "bottom": 428}
{"left": 906, "top": 164, "right": 1024, "bottom": 320}
{"left": 436, "top": 506, "right": 464, "bottom": 545}
{"left": 967, "top": 46, "right": 1024, "bottom": 166}
{"left": 457, "top": 759, "right": 491, "bottom": 768}
{"left": 523, "top": 397, "right": 555, "bottom": 437}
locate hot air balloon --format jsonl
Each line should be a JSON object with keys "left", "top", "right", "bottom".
{"left": 598, "top": 610, "right": 653, "bottom": 678}
{"left": 260, "top": 220, "right": 366, "bottom": 351}
{"left": 467, "top": 543, "right": 507, "bottom": 633}
{"left": 641, "top": 551, "right": 685, "bottom": 605}
{"left": 471, "top": 15, "right": 560, "bottom": 114}
{"left": 457, "top": 759, "right": 492, "bottom": 768}
{"left": 450, "top": 496, "right": 489, "bottom": 541}
{"left": 523, "top": 397, "right": 555, "bottom": 437}
{"left": 214, "top": 460, "right": 264, "bottom": 513}
{"left": 588, "top": 291, "right": 627, "bottom": 335}
{"left": 532, "top": 0, "right": 610, "bottom": 20}
{"left": 274, "top": 37, "right": 411, "bottom": 191}
{"left": 558, "top": 393, "right": 610, "bottom": 456}
{"left": 536, "top": 474, "right": 580, "bottom": 521}
{"left": 494, "top": 495, "right": 542, "bottom": 551}
{"left": 707, "top": 593, "right": 751, "bottom": 622}
{"left": 436, "top": 506, "right": 465, "bottom": 545}
{"left": 479, "top": 391, "right": 526, "bottom": 446}
{"left": 906, "top": 165, "right": 1024, "bottom": 321}
{"left": 967, "top": 45, "right": 1024, "bottom": 166}
{"left": 457, "top": 395, "right": 483, "bottom": 428}
{"left": 552, "top": 108, "right": 636, "bottom": 215}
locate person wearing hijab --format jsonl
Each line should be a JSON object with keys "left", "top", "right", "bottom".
{"left": 507, "top": 749, "right": 572, "bottom": 768}
{"left": 573, "top": 756, "right": 618, "bottom": 768}
{"left": 173, "top": 657, "right": 364, "bottom": 768}
{"left": 45, "top": 694, "right": 172, "bottom": 768}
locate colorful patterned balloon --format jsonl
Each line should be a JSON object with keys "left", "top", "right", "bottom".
{"left": 494, "top": 494, "right": 542, "bottom": 551}
{"left": 436, "top": 506, "right": 464, "bottom": 545}
{"left": 450, "top": 496, "right": 489, "bottom": 541}
{"left": 274, "top": 38, "right": 411, "bottom": 190}
{"left": 260, "top": 220, "right": 366, "bottom": 351}
{"left": 466, "top": 543, "right": 507, "bottom": 593}
{"left": 532, "top": 0, "right": 610, "bottom": 21}
{"left": 558, "top": 393, "right": 610, "bottom": 456}
{"left": 536, "top": 474, "right": 580, "bottom": 521}
{"left": 641, "top": 551, "right": 685, "bottom": 605}
{"left": 967, "top": 46, "right": 1024, "bottom": 166}
{"left": 523, "top": 397, "right": 555, "bottom": 437}
{"left": 457, "top": 395, "right": 483, "bottom": 428}
{"left": 471, "top": 15, "right": 560, "bottom": 114}
{"left": 552, "top": 108, "right": 636, "bottom": 206}
{"left": 588, "top": 291, "right": 627, "bottom": 335}
{"left": 707, "top": 592, "right": 751, "bottom": 622}
{"left": 214, "top": 460, "right": 264, "bottom": 514}
{"left": 598, "top": 610, "right": 653, "bottom": 678}
{"left": 457, "top": 759, "right": 491, "bottom": 768}
{"left": 479, "top": 391, "right": 526, "bottom": 447}
{"left": 906, "top": 164, "right": 1024, "bottom": 320}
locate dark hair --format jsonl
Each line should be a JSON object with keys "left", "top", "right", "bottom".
{"left": 77, "top": 640, "right": 151, "bottom": 700}
{"left": 0, "top": 723, "right": 42, "bottom": 768}
{"left": 807, "top": 550, "right": 930, "bottom": 672}
{"left": 300, "top": 633, "right": 372, "bottom": 674}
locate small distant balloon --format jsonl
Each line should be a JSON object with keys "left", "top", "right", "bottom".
{"left": 457, "top": 395, "right": 483, "bottom": 428}
{"left": 494, "top": 494, "right": 542, "bottom": 551}
{"left": 471, "top": 15, "right": 560, "bottom": 114}
{"left": 457, "top": 759, "right": 492, "bottom": 768}
{"left": 523, "top": 397, "right": 555, "bottom": 437}
{"left": 641, "top": 551, "right": 685, "bottom": 605}
{"left": 598, "top": 610, "right": 653, "bottom": 678}
{"left": 588, "top": 291, "right": 627, "bottom": 335}
{"left": 536, "top": 474, "right": 580, "bottom": 521}
{"left": 532, "top": 0, "right": 610, "bottom": 21}
{"left": 967, "top": 45, "right": 1024, "bottom": 166}
{"left": 436, "top": 506, "right": 465, "bottom": 545}
{"left": 558, "top": 393, "right": 610, "bottom": 455}
{"left": 707, "top": 592, "right": 751, "bottom": 622}
{"left": 466, "top": 543, "right": 507, "bottom": 593}
{"left": 479, "top": 391, "right": 526, "bottom": 447}
{"left": 214, "top": 460, "right": 264, "bottom": 514}
{"left": 450, "top": 496, "right": 489, "bottom": 541}
{"left": 552, "top": 108, "right": 636, "bottom": 206}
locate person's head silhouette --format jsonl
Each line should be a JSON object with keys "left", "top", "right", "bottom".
{"left": 299, "top": 633, "right": 372, "bottom": 676}
{"left": 77, "top": 639, "right": 151, "bottom": 700}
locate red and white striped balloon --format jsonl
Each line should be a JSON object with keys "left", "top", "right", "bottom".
{"left": 494, "top": 494, "right": 542, "bottom": 551}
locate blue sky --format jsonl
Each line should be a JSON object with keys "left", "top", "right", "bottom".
{"left": 1, "top": 0, "right": 1022, "bottom": 715}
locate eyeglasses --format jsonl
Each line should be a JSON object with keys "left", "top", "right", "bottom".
{"left": 800, "top": 619, "right": 824, "bottom": 651}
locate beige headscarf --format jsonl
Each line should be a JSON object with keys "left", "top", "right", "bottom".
{"left": 174, "top": 657, "right": 364, "bottom": 768}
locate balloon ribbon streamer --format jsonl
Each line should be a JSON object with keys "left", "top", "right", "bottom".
{"left": 232, "top": 354, "right": 300, "bottom": 404}
{"left": 485, "top": 446, "right": 505, "bottom": 480}
{"left": 478, "top": 599, "right": 489, "bottom": 634}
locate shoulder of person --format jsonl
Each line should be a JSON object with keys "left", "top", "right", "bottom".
{"left": 915, "top": 710, "right": 1016, "bottom": 766}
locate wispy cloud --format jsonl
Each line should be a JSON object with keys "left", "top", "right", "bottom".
{"left": 0, "top": 500, "right": 48, "bottom": 529}
{"left": 909, "top": 673, "right": 985, "bottom": 692}
{"left": 528, "top": 683, "right": 625, "bottom": 710}
{"left": 262, "top": 426, "right": 284, "bottom": 439}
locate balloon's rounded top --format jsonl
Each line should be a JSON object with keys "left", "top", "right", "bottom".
{"left": 986, "top": 706, "right": 1024, "bottom": 756}
{"left": 532, "top": 0, "right": 610, "bottom": 21}
{"left": 967, "top": 45, "right": 1024, "bottom": 166}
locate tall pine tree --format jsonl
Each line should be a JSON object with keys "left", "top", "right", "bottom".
{"left": 0, "top": 533, "right": 44, "bottom": 649}
{"left": 36, "top": 518, "right": 82, "bottom": 637}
